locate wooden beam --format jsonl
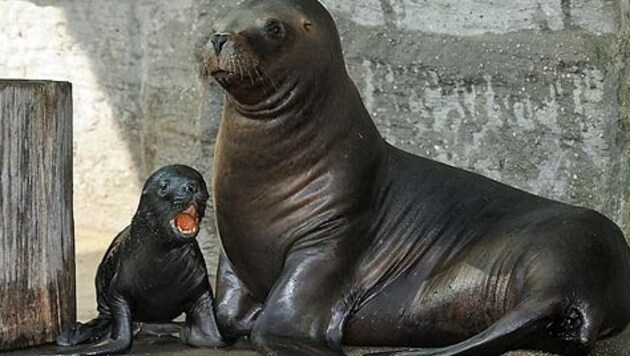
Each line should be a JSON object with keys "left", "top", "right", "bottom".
{"left": 0, "top": 80, "right": 75, "bottom": 350}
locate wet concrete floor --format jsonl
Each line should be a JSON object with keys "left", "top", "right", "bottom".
{"left": 6, "top": 230, "right": 630, "bottom": 355}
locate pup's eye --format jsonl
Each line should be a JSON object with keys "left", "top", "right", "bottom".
{"left": 159, "top": 181, "right": 170, "bottom": 194}
{"left": 265, "top": 20, "right": 283, "bottom": 37}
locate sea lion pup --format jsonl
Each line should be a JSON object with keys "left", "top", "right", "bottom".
{"left": 198, "top": 0, "right": 630, "bottom": 355}
{"left": 54, "top": 165, "right": 224, "bottom": 355}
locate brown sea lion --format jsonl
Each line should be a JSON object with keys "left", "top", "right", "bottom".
{"left": 198, "top": 0, "right": 630, "bottom": 355}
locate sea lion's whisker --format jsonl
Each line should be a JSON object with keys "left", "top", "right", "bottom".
{"left": 237, "top": 61, "right": 244, "bottom": 80}
{"left": 247, "top": 67, "right": 255, "bottom": 85}
{"left": 253, "top": 65, "right": 278, "bottom": 92}
{"left": 252, "top": 66, "right": 263, "bottom": 82}
{"left": 229, "top": 59, "right": 237, "bottom": 77}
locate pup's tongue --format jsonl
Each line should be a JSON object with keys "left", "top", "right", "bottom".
{"left": 175, "top": 205, "right": 198, "bottom": 235}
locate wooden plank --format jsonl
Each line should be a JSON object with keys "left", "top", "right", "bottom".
{"left": 0, "top": 80, "right": 75, "bottom": 350}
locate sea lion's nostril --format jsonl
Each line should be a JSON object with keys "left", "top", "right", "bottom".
{"left": 182, "top": 182, "right": 198, "bottom": 194}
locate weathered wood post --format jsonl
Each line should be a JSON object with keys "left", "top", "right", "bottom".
{"left": 0, "top": 80, "right": 75, "bottom": 350}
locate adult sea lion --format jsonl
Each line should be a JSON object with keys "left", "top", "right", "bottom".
{"left": 198, "top": 0, "right": 630, "bottom": 354}
{"left": 54, "top": 165, "right": 224, "bottom": 355}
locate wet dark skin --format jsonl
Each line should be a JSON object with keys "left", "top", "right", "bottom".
{"left": 52, "top": 165, "right": 224, "bottom": 355}
{"left": 198, "top": 0, "right": 630, "bottom": 355}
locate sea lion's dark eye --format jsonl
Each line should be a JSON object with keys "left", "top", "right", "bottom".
{"left": 158, "top": 181, "right": 170, "bottom": 196}
{"left": 265, "top": 20, "right": 283, "bottom": 37}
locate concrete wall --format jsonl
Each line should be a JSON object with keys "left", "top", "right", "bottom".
{"left": 335, "top": 0, "right": 630, "bottom": 234}
{"left": 1, "top": 0, "right": 629, "bottom": 281}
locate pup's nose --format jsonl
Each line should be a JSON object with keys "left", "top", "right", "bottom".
{"left": 210, "top": 33, "right": 229, "bottom": 56}
{"left": 182, "top": 181, "right": 199, "bottom": 195}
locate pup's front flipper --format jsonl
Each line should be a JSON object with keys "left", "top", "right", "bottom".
{"left": 181, "top": 290, "right": 226, "bottom": 348}
{"left": 46, "top": 294, "right": 133, "bottom": 356}
{"left": 56, "top": 317, "right": 111, "bottom": 347}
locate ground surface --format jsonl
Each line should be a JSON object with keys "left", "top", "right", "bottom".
{"left": 7, "top": 230, "right": 630, "bottom": 355}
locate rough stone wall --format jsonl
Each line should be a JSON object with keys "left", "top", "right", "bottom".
{"left": 0, "top": 1, "right": 142, "bottom": 235}
{"left": 1, "top": 0, "right": 629, "bottom": 281}
{"left": 334, "top": 0, "right": 629, "bottom": 233}
{"left": 0, "top": 0, "right": 231, "bottom": 271}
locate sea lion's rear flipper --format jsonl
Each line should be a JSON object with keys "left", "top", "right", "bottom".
{"left": 366, "top": 295, "right": 594, "bottom": 356}
{"left": 55, "top": 317, "right": 111, "bottom": 347}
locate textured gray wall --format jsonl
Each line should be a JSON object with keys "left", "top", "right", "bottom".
{"left": 334, "top": 0, "right": 630, "bottom": 233}
{"left": 1, "top": 0, "right": 629, "bottom": 282}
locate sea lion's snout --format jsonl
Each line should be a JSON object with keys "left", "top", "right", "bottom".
{"left": 170, "top": 178, "right": 207, "bottom": 239}
{"left": 197, "top": 31, "right": 252, "bottom": 87}
{"left": 177, "top": 180, "right": 199, "bottom": 198}
{"left": 168, "top": 186, "right": 204, "bottom": 240}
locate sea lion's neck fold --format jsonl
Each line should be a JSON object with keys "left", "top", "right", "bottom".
{"left": 217, "top": 71, "right": 385, "bottom": 175}
{"left": 226, "top": 63, "right": 348, "bottom": 120}
{"left": 228, "top": 77, "right": 301, "bottom": 120}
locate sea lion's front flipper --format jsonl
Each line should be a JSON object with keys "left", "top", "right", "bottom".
{"left": 214, "top": 250, "right": 262, "bottom": 343}
{"left": 250, "top": 244, "right": 356, "bottom": 356}
{"left": 181, "top": 290, "right": 226, "bottom": 348}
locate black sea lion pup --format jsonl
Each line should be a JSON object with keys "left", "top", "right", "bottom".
{"left": 53, "top": 165, "right": 224, "bottom": 355}
{"left": 199, "top": 0, "right": 630, "bottom": 355}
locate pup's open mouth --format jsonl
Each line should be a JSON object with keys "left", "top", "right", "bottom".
{"left": 170, "top": 204, "right": 199, "bottom": 237}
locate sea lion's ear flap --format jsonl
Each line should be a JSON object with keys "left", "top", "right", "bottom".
{"left": 303, "top": 21, "right": 313, "bottom": 32}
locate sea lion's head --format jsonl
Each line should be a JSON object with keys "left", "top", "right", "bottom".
{"left": 198, "top": 0, "right": 345, "bottom": 116}
{"left": 137, "top": 165, "right": 210, "bottom": 243}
